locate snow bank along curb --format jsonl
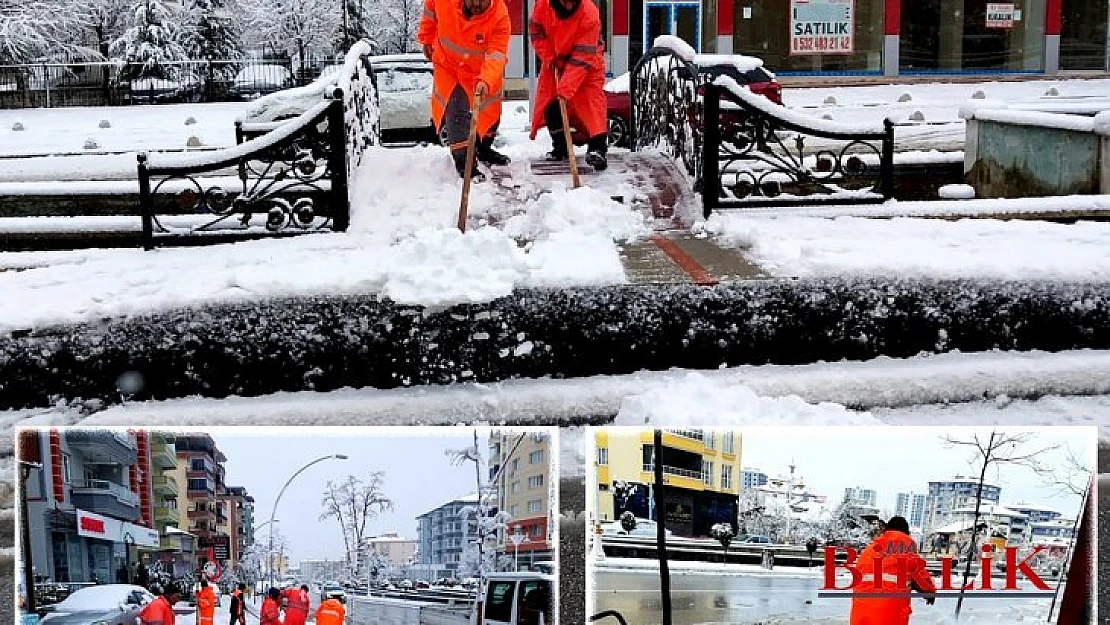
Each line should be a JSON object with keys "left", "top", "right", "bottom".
{"left": 2, "top": 278, "right": 1110, "bottom": 410}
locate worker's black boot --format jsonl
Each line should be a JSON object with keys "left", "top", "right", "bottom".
{"left": 584, "top": 134, "right": 608, "bottom": 171}
{"left": 476, "top": 135, "right": 511, "bottom": 166}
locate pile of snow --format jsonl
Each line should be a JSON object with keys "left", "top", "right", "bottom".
{"left": 242, "top": 73, "right": 338, "bottom": 124}
{"left": 604, "top": 73, "right": 629, "bottom": 94}
{"left": 938, "top": 184, "right": 975, "bottom": 200}
{"left": 614, "top": 372, "right": 881, "bottom": 425}
{"left": 693, "top": 53, "right": 764, "bottom": 73}
{"left": 702, "top": 214, "right": 1110, "bottom": 280}
{"left": 502, "top": 185, "right": 649, "bottom": 242}
{"left": 1095, "top": 110, "right": 1110, "bottom": 135}
{"left": 380, "top": 227, "right": 529, "bottom": 306}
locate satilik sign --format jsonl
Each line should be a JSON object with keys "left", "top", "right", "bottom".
{"left": 790, "top": 0, "right": 854, "bottom": 56}
{"left": 986, "top": 3, "right": 1017, "bottom": 28}
{"left": 819, "top": 545, "right": 1056, "bottom": 598}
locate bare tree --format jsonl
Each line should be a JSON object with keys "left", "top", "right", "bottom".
{"left": 320, "top": 472, "right": 394, "bottom": 578}
{"left": 241, "top": 0, "right": 340, "bottom": 73}
{"left": 942, "top": 430, "right": 1055, "bottom": 618}
{"left": 366, "top": 0, "right": 421, "bottom": 54}
{"left": 0, "top": 0, "right": 92, "bottom": 64}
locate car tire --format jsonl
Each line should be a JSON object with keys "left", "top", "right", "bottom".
{"left": 608, "top": 114, "right": 629, "bottom": 148}
{"left": 438, "top": 124, "right": 450, "bottom": 147}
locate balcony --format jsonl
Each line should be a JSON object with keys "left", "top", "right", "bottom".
{"left": 153, "top": 474, "right": 178, "bottom": 496}
{"left": 65, "top": 431, "right": 137, "bottom": 465}
{"left": 151, "top": 444, "right": 177, "bottom": 469}
{"left": 187, "top": 508, "right": 216, "bottom": 520}
{"left": 70, "top": 479, "right": 139, "bottom": 519}
{"left": 154, "top": 504, "right": 178, "bottom": 523}
{"left": 666, "top": 429, "right": 705, "bottom": 442}
{"left": 642, "top": 464, "right": 705, "bottom": 481}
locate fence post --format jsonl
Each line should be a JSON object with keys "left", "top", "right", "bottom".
{"left": 43, "top": 63, "right": 51, "bottom": 108}
{"left": 881, "top": 118, "right": 895, "bottom": 200}
{"left": 137, "top": 154, "right": 155, "bottom": 250}
{"left": 628, "top": 61, "right": 637, "bottom": 150}
{"left": 327, "top": 100, "right": 350, "bottom": 232}
{"left": 701, "top": 83, "right": 721, "bottom": 220}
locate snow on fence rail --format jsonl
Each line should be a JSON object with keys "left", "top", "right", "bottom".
{"left": 134, "top": 41, "right": 379, "bottom": 249}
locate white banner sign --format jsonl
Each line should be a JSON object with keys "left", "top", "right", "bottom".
{"left": 790, "top": 0, "right": 854, "bottom": 56}
{"left": 77, "top": 509, "right": 160, "bottom": 548}
{"left": 986, "top": 3, "right": 1015, "bottom": 28}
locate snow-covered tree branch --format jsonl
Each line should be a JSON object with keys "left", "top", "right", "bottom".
{"left": 319, "top": 472, "right": 394, "bottom": 578}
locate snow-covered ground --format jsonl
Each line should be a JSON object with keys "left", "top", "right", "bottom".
{"left": 700, "top": 214, "right": 1110, "bottom": 280}
{"left": 8, "top": 350, "right": 1105, "bottom": 441}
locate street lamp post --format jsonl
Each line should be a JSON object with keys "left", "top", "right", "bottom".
{"left": 267, "top": 454, "right": 348, "bottom": 590}
{"left": 508, "top": 531, "right": 528, "bottom": 572}
{"left": 20, "top": 460, "right": 42, "bottom": 614}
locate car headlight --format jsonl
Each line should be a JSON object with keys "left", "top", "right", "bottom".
{"left": 90, "top": 619, "right": 111, "bottom": 625}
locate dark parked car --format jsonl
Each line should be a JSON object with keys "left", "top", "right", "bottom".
{"left": 228, "top": 65, "right": 293, "bottom": 101}
{"left": 602, "top": 53, "right": 783, "bottom": 148}
{"left": 39, "top": 584, "right": 155, "bottom": 625}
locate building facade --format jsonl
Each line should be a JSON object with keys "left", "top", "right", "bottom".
{"left": 299, "top": 559, "right": 349, "bottom": 583}
{"left": 501, "top": 0, "right": 1109, "bottom": 80}
{"left": 595, "top": 429, "right": 742, "bottom": 537}
{"left": 416, "top": 494, "right": 480, "bottom": 575}
{"left": 924, "top": 475, "right": 1002, "bottom": 533}
{"left": 490, "top": 431, "right": 553, "bottom": 569}
{"left": 741, "top": 467, "right": 768, "bottom": 489}
{"left": 895, "top": 492, "right": 928, "bottom": 528}
{"left": 20, "top": 430, "right": 161, "bottom": 585}
{"left": 844, "top": 486, "right": 878, "bottom": 508}
{"left": 225, "top": 486, "right": 255, "bottom": 566}
{"left": 174, "top": 435, "right": 232, "bottom": 570}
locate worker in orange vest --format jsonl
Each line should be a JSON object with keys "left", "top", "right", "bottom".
{"left": 196, "top": 578, "right": 217, "bottom": 625}
{"left": 849, "top": 516, "right": 937, "bottom": 625}
{"left": 528, "top": 0, "right": 608, "bottom": 170}
{"left": 281, "top": 584, "right": 311, "bottom": 625}
{"left": 229, "top": 583, "right": 247, "bottom": 625}
{"left": 315, "top": 594, "right": 346, "bottom": 625}
{"left": 139, "top": 582, "right": 182, "bottom": 625}
{"left": 417, "top": 0, "right": 512, "bottom": 180}
{"left": 260, "top": 587, "right": 283, "bottom": 625}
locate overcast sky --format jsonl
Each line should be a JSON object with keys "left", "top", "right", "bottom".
{"left": 208, "top": 428, "right": 481, "bottom": 566}
{"left": 738, "top": 426, "right": 1095, "bottom": 518}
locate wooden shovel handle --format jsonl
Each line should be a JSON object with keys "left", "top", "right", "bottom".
{"left": 458, "top": 91, "right": 483, "bottom": 233}
{"left": 554, "top": 68, "right": 580, "bottom": 189}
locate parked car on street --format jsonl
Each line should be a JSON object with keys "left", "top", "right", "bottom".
{"left": 602, "top": 53, "right": 783, "bottom": 148}
{"left": 38, "top": 584, "right": 155, "bottom": 625}
{"left": 369, "top": 54, "right": 436, "bottom": 142}
{"left": 228, "top": 64, "right": 293, "bottom": 101}
{"left": 130, "top": 74, "right": 203, "bottom": 103}
{"left": 741, "top": 534, "right": 772, "bottom": 544}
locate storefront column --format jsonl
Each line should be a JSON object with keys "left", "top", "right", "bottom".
{"left": 883, "top": 0, "right": 900, "bottom": 75}
{"left": 1045, "top": 0, "right": 1062, "bottom": 72}
{"left": 716, "top": 0, "right": 733, "bottom": 54}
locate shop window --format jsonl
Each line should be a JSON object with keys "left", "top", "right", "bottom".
{"left": 1060, "top": 0, "right": 1109, "bottom": 70}
{"left": 733, "top": 0, "right": 885, "bottom": 72}
{"left": 900, "top": 0, "right": 1046, "bottom": 71}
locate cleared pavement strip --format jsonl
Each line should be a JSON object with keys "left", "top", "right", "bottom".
{"left": 621, "top": 232, "right": 764, "bottom": 286}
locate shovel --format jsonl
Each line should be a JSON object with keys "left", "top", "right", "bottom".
{"left": 457, "top": 91, "right": 483, "bottom": 233}
{"left": 554, "top": 68, "right": 581, "bottom": 189}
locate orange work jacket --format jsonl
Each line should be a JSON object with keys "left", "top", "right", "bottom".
{"left": 528, "top": 0, "right": 607, "bottom": 139}
{"left": 138, "top": 595, "right": 176, "bottom": 625}
{"left": 849, "top": 531, "right": 937, "bottom": 625}
{"left": 196, "top": 586, "right": 217, "bottom": 625}
{"left": 417, "top": 0, "right": 511, "bottom": 137}
{"left": 281, "top": 588, "right": 311, "bottom": 625}
{"left": 315, "top": 598, "right": 346, "bottom": 625}
{"left": 261, "top": 596, "right": 283, "bottom": 625}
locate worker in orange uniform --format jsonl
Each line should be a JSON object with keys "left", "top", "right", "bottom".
{"left": 417, "top": 0, "right": 512, "bottom": 180}
{"left": 260, "top": 587, "right": 284, "bottom": 625}
{"left": 528, "top": 0, "right": 608, "bottom": 170}
{"left": 849, "top": 516, "right": 937, "bottom": 625}
{"left": 139, "top": 582, "right": 182, "bottom": 625}
{"left": 315, "top": 594, "right": 346, "bottom": 625}
{"left": 196, "top": 578, "right": 217, "bottom": 625}
{"left": 281, "top": 584, "right": 311, "bottom": 625}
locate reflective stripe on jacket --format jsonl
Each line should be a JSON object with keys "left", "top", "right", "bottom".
{"left": 528, "top": 0, "right": 607, "bottom": 139}
{"left": 416, "top": 0, "right": 511, "bottom": 136}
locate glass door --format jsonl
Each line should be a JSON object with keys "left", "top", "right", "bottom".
{"left": 644, "top": 1, "right": 702, "bottom": 52}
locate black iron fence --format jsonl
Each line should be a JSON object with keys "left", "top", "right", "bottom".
{"left": 629, "top": 46, "right": 895, "bottom": 218}
{"left": 0, "top": 56, "right": 339, "bottom": 109}
{"left": 135, "top": 43, "right": 378, "bottom": 248}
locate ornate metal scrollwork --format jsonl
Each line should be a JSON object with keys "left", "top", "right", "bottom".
{"left": 631, "top": 47, "right": 704, "bottom": 185}
{"left": 700, "top": 82, "right": 894, "bottom": 216}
